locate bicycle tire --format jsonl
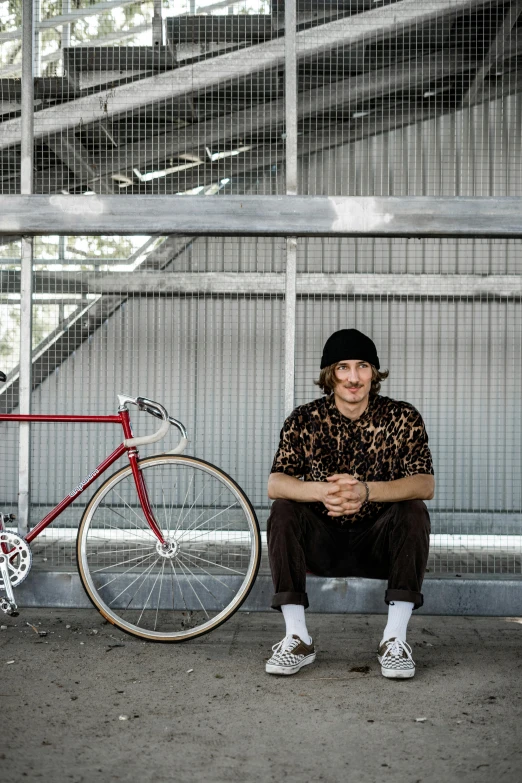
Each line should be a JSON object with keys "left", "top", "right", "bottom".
{"left": 77, "top": 454, "right": 261, "bottom": 642}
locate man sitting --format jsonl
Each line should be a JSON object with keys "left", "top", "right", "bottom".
{"left": 265, "top": 328, "right": 434, "bottom": 679}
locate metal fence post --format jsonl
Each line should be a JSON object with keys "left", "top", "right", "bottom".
{"left": 33, "top": 0, "right": 41, "bottom": 77}
{"left": 18, "top": 0, "right": 35, "bottom": 536}
{"left": 284, "top": 0, "right": 297, "bottom": 417}
{"left": 61, "top": 0, "right": 71, "bottom": 65}
{"left": 152, "top": 0, "right": 163, "bottom": 46}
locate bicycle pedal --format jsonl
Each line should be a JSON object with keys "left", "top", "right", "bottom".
{"left": 0, "top": 513, "right": 16, "bottom": 528}
{"left": 0, "top": 597, "right": 19, "bottom": 617}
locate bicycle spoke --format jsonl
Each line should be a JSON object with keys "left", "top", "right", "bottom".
{"left": 168, "top": 557, "right": 188, "bottom": 611}
{"left": 175, "top": 553, "right": 225, "bottom": 602}
{"left": 183, "top": 517, "right": 250, "bottom": 544}
{"left": 161, "top": 487, "right": 171, "bottom": 535}
{"left": 154, "top": 560, "right": 166, "bottom": 631}
{"left": 181, "top": 547, "right": 246, "bottom": 557}
{"left": 102, "top": 502, "right": 156, "bottom": 539}
{"left": 112, "top": 489, "right": 152, "bottom": 527}
{"left": 170, "top": 557, "right": 175, "bottom": 615}
{"left": 177, "top": 502, "right": 238, "bottom": 541}
{"left": 179, "top": 549, "right": 246, "bottom": 576}
{"left": 95, "top": 518, "right": 155, "bottom": 542}
{"left": 177, "top": 486, "right": 229, "bottom": 536}
{"left": 175, "top": 557, "right": 210, "bottom": 619}
{"left": 175, "top": 476, "right": 218, "bottom": 532}
{"left": 90, "top": 547, "right": 156, "bottom": 574}
{"left": 87, "top": 545, "right": 151, "bottom": 557}
{"left": 97, "top": 550, "right": 157, "bottom": 590}
{"left": 110, "top": 557, "right": 159, "bottom": 607}
{"left": 178, "top": 551, "right": 237, "bottom": 593}
{"left": 177, "top": 478, "right": 231, "bottom": 533}
{"left": 172, "top": 470, "right": 196, "bottom": 536}
{"left": 137, "top": 558, "right": 164, "bottom": 627}
{"left": 103, "top": 503, "right": 145, "bottom": 530}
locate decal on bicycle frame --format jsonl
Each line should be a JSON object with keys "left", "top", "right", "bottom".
{"left": 69, "top": 469, "right": 100, "bottom": 498}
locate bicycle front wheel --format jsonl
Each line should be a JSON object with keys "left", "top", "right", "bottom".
{"left": 77, "top": 455, "right": 261, "bottom": 641}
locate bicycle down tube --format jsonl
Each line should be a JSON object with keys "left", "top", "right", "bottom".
{"left": 0, "top": 409, "right": 167, "bottom": 547}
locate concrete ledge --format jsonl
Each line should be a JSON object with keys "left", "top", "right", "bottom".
{"left": 13, "top": 572, "right": 522, "bottom": 616}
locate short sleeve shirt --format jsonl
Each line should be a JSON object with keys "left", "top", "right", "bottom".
{"left": 270, "top": 394, "right": 434, "bottom": 527}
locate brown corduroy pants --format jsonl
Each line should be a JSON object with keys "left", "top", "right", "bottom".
{"left": 267, "top": 499, "right": 430, "bottom": 611}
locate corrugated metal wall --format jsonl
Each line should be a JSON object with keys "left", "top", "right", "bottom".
{"left": 2, "top": 87, "right": 522, "bottom": 576}
{"left": 2, "top": 238, "right": 287, "bottom": 530}
{"left": 300, "top": 95, "right": 522, "bottom": 197}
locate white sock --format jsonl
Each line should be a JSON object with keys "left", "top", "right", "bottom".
{"left": 381, "top": 601, "right": 414, "bottom": 643}
{"left": 281, "top": 604, "right": 312, "bottom": 645}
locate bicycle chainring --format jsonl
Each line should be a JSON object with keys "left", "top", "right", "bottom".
{"left": 0, "top": 532, "right": 32, "bottom": 588}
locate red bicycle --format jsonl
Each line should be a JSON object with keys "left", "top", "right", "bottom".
{"left": 0, "top": 373, "right": 261, "bottom": 642}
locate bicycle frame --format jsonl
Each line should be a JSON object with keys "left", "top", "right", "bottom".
{"left": 0, "top": 409, "right": 167, "bottom": 546}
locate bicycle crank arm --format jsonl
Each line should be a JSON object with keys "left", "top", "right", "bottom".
{"left": 0, "top": 557, "right": 18, "bottom": 616}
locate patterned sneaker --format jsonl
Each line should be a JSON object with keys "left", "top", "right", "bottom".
{"left": 265, "top": 634, "right": 316, "bottom": 676}
{"left": 378, "top": 637, "right": 416, "bottom": 679}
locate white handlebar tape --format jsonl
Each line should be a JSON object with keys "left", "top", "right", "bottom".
{"left": 166, "top": 437, "right": 188, "bottom": 455}
{"left": 124, "top": 414, "right": 171, "bottom": 448}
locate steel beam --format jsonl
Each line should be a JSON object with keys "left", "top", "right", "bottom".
{"left": 46, "top": 136, "right": 114, "bottom": 195}
{"left": 0, "top": 0, "right": 494, "bottom": 149}
{"left": 464, "top": 1, "right": 522, "bottom": 106}
{"left": 63, "top": 46, "right": 175, "bottom": 73}
{"left": 1, "top": 196, "right": 522, "bottom": 238}
{"left": 166, "top": 16, "right": 274, "bottom": 43}
{"left": 15, "top": 272, "right": 522, "bottom": 298}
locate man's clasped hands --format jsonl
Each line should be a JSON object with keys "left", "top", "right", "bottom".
{"left": 321, "top": 474, "right": 367, "bottom": 518}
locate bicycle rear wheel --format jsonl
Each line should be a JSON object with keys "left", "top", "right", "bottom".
{"left": 77, "top": 455, "right": 261, "bottom": 641}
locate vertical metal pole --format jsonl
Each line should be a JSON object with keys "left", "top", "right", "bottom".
{"left": 152, "top": 0, "right": 163, "bottom": 46}
{"left": 284, "top": 0, "right": 297, "bottom": 416}
{"left": 284, "top": 238, "right": 297, "bottom": 416}
{"left": 284, "top": 0, "right": 298, "bottom": 198}
{"left": 33, "top": 0, "right": 41, "bottom": 78}
{"left": 19, "top": 0, "right": 35, "bottom": 536}
{"left": 61, "top": 0, "right": 71, "bottom": 69}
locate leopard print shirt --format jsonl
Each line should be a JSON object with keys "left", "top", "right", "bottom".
{"left": 270, "top": 393, "right": 434, "bottom": 527}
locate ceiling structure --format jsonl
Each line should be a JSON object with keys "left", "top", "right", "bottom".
{"left": 1, "top": 0, "right": 521, "bottom": 409}
{"left": 0, "top": 0, "right": 521, "bottom": 197}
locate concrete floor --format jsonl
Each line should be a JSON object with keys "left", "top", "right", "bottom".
{"left": 1, "top": 609, "right": 521, "bottom": 783}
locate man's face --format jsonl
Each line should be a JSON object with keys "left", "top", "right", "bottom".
{"left": 333, "top": 359, "right": 373, "bottom": 408}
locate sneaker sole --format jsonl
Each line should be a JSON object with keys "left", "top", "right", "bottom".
{"left": 265, "top": 652, "right": 316, "bottom": 676}
{"left": 380, "top": 666, "right": 415, "bottom": 679}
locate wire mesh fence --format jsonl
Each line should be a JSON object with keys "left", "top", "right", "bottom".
{"left": 1, "top": 234, "right": 522, "bottom": 576}
{"left": 1, "top": 1, "right": 521, "bottom": 195}
{"left": 1, "top": 2, "right": 522, "bottom": 582}
{"left": 0, "top": 235, "right": 286, "bottom": 569}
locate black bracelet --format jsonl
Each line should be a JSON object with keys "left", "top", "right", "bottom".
{"left": 362, "top": 481, "right": 370, "bottom": 504}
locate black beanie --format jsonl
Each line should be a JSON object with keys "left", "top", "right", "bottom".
{"left": 320, "top": 329, "right": 380, "bottom": 370}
